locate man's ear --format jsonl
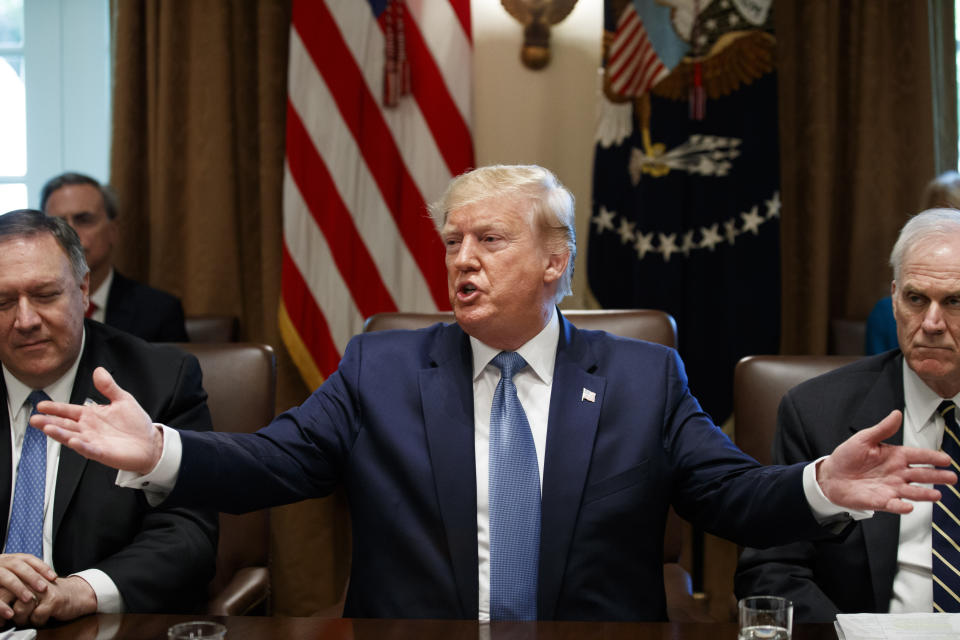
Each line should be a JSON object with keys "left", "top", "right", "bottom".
{"left": 890, "top": 279, "right": 896, "bottom": 297}
{"left": 80, "top": 271, "right": 91, "bottom": 311}
{"left": 543, "top": 251, "right": 569, "bottom": 284}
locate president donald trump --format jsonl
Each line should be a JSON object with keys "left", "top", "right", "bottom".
{"left": 32, "top": 165, "right": 955, "bottom": 621}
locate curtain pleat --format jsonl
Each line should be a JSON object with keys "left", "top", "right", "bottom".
{"left": 109, "top": 0, "right": 349, "bottom": 616}
{"left": 777, "top": 0, "right": 954, "bottom": 354}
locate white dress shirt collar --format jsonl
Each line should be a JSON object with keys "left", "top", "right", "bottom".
{"left": 468, "top": 307, "right": 559, "bottom": 383}
{"left": 901, "top": 359, "right": 959, "bottom": 439}
{"left": 88, "top": 267, "right": 114, "bottom": 313}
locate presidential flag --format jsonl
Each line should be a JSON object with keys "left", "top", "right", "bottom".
{"left": 280, "top": 0, "right": 473, "bottom": 389}
{"left": 590, "top": 0, "right": 780, "bottom": 422}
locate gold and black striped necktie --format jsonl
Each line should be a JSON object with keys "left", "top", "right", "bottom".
{"left": 933, "top": 400, "right": 960, "bottom": 612}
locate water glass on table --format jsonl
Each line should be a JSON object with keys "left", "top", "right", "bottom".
{"left": 738, "top": 596, "right": 792, "bottom": 640}
{"left": 167, "top": 621, "right": 227, "bottom": 639}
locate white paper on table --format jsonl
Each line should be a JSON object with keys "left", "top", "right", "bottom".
{"left": 0, "top": 628, "right": 36, "bottom": 640}
{"left": 835, "top": 612, "right": 960, "bottom": 640}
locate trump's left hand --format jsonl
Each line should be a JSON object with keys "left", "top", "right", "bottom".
{"left": 818, "top": 409, "right": 957, "bottom": 514}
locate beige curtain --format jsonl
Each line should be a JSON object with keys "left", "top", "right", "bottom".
{"left": 777, "top": 0, "right": 957, "bottom": 355}
{"left": 109, "top": 0, "right": 349, "bottom": 615}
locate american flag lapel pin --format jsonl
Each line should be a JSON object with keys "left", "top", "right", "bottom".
{"left": 581, "top": 388, "right": 596, "bottom": 403}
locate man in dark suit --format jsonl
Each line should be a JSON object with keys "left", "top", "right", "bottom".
{"left": 736, "top": 207, "right": 960, "bottom": 621}
{"left": 0, "top": 210, "right": 216, "bottom": 626}
{"left": 40, "top": 172, "right": 189, "bottom": 342}
{"left": 34, "top": 166, "right": 954, "bottom": 622}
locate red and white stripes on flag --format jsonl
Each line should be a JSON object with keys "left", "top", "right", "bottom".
{"left": 280, "top": 0, "right": 473, "bottom": 389}
{"left": 606, "top": 2, "right": 669, "bottom": 98}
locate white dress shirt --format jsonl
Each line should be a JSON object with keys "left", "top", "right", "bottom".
{"left": 85, "top": 268, "right": 113, "bottom": 323}
{"left": 887, "top": 361, "right": 952, "bottom": 613}
{"left": 2, "top": 330, "right": 123, "bottom": 612}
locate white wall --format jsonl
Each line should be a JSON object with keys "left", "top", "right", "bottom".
{"left": 472, "top": 0, "right": 602, "bottom": 308}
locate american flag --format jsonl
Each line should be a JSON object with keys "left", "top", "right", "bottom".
{"left": 280, "top": 0, "right": 473, "bottom": 389}
{"left": 606, "top": 3, "right": 668, "bottom": 97}
{"left": 606, "top": 0, "right": 685, "bottom": 99}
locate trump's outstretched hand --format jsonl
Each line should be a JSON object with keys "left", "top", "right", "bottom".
{"left": 818, "top": 409, "right": 956, "bottom": 513}
{"left": 29, "top": 367, "right": 162, "bottom": 476}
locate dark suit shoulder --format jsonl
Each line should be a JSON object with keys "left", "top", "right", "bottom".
{"left": 352, "top": 321, "right": 466, "bottom": 366}
{"left": 106, "top": 272, "right": 188, "bottom": 342}
{"left": 355, "top": 321, "right": 449, "bottom": 348}
{"left": 785, "top": 351, "right": 900, "bottom": 404}
{"left": 80, "top": 320, "right": 205, "bottom": 423}
{"left": 109, "top": 271, "right": 184, "bottom": 310}
{"left": 573, "top": 326, "right": 673, "bottom": 354}
{"left": 83, "top": 320, "right": 193, "bottom": 368}
{"left": 562, "top": 322, "right": 679, "bottom": 379}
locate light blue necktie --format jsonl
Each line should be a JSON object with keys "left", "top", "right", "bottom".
{"left": 4, "top": 390, "right": 49, "bottom": 558}
{"left": 488, "top": 351, "right": 540, "bottom": 621}
{"left": 933, "top": 400, "right": 960, "bottom": 612}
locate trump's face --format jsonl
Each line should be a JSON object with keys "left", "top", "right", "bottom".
{"left": 0, "top": 233, "right": 88, "bottom": 389}
{"left": 442, "top": 196, "right": 565, "bottom": 351}
{"left": 893, "top": 233, "right": 960, "bottom": 398}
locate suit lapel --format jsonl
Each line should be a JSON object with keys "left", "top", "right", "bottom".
{"left": 104, "top": 272, "right": 135, "bottom": 331}
{"left": 538, "top": 316, "right": 604, "bottom": 620}
{"left": 420, "top": 324, "right": 479, "bottom": 618}
{"left": 0, "top": 377, "right": 12, "bottom": 543}
{"left": 849, "top": 354, "right": 905, "bottom": 612}
{"left": 52, "top": 326, "right": 109, "bottom": 539}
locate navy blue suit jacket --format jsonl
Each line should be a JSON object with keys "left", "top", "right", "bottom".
{"left": 170, "top": 314, "right": 827, "bottom": 620}
{"left": 0, "top": 321, "right": 217, "bottom": 612}
{"left": 735, "top": 351, "right": 904, "bottom": 622}
{"left": 105, "top": 272, "right": 188, "bottom": 343}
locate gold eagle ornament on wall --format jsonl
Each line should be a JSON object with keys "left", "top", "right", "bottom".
{"left": 501, "top": 0, "right": 579, "bottom": 70}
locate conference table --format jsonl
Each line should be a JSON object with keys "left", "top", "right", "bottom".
{"left": 33, "top": 614, "right": 838, "bottom": 639}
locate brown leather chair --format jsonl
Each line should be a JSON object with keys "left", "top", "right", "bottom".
{"left": 723, "top": 354, "right": 863, "bottom": 619}
{"left": 734, "top": 355, "right": 861, "bottom": 465}
{"left": 185, "top": 315, "right": 239, "bottom": 343}
{"left": 173, "top": 342, "right": 276, "bottom": 615}
{"left": 364, "top": 309, "right": 709, "bottom": 621}
{"left": 364, "top": 309, "right": 678, "bottom": 346}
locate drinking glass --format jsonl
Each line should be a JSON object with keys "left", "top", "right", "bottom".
{"left": 167, "top": 621, "right": 227, "bottom": 639}
{"left": 738, "top": 596, "right": 792, "bottom": 640}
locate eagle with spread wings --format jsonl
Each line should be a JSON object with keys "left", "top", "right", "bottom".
{"left": 501, "top": 0, "right": 579, "bottom": 69}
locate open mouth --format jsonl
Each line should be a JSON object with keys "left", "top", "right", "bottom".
{"left": 457, "top": 282, "right": 479, "bottom": 301}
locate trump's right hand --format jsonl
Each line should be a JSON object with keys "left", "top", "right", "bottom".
{"left": 30, "top": 367, "right": 163, "bottom": 476}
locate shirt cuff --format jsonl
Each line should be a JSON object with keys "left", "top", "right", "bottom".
{"left": 115, "top": 425, "right": 182, "bottom": 506}
{"left": 70, "top": 568, "right": 125, "bottom": 614}
{"left": 803, "top": 456, "right": 874, "bottom": 522}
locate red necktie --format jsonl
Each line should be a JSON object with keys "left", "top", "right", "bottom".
{"left": 85, "top": 301, "right": 98, "bottom": 318}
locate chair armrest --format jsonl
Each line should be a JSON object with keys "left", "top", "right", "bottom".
{"left": 205, "top": 566, "right": 270, "bottom": 616}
